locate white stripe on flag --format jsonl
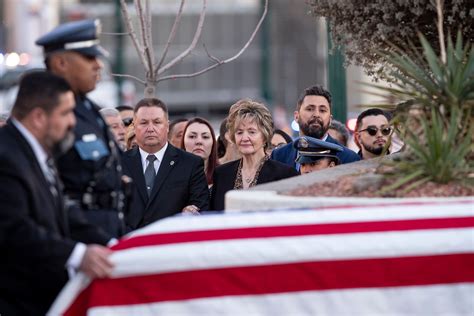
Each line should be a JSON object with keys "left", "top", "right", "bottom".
{"left": 112, "top": 228, "right": 473, "bottom": 278}
{"left": 128, "top": 200, "right": 473, "bottom": 238}
{"left": 87, "top": 283, "right": 474, "bottom": 316}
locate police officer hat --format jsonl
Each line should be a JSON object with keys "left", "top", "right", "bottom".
{"left": 294, "top": 136, "right": 343, "bottom": 164}
{"left": 36, "top": 19, "right": 108, "bottom": 57}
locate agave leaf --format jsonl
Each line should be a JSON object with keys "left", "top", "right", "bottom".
{"left": 400, "top": 176, "right": 432, "bottom": 195}
{"left": 419, "top": 34, "right": 444, "bottom": 83}
{"left": 455, "top": 30, "right": 464, "bottom": 58}
{"left": 380, "top": 169, "right": 425, "bottom": 193}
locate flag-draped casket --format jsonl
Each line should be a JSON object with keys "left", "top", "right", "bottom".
{"left": 49, "top": 198, "right": 474, "bottom": 315}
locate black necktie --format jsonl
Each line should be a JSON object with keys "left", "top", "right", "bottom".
{"left": 144, "top": 155, "right": 157, "bottom": 196}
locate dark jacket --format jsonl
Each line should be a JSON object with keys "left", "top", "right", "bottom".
{"left": 210, "top": 159, "right": 299, "bottom": 211}
{"left": 57, "top": 95, "right": 124, "bottom": 237}
{"left": 122, "top": 144, "right": 209, "bottom": 231}
{"left": 271, "top": 134, "right": 360, "bottom": 170}
{"left": 0, "top": 122, "right": 109, "bottom": 315}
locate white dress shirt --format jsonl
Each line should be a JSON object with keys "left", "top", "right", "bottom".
{"left": 139, "top": 142, "right": 168, "bottom": 174}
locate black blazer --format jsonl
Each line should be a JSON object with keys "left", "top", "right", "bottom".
{"left": 210, "top": 159, "right": 299, "bottom": 211}
{"left": 122, "top": 144, "right": 209, "bottom": 230}
{"left": 0, "top": 122, "right": 109, "bottom": 315}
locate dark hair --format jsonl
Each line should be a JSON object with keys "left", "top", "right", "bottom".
{"left": 329, "top": 119, "right": 349, "bottom": 146}
{"left": 355, "top": 108, "right": 392, "bottom": 131}
{"left": 11, "top": 70, "right": 71, "bottom": 120}
{"left": 273, "top": 129, "right": 292, "bottom": 144}
{"left": 217, "top": 118, "right": 228, "bottom": 158}
{"left": 116, "top": 105, "right": 134, "bottom": 112}
{"left": 296, "top": 85, "right": 332, "bottom": 111}
{"left": 180, "top": 117, "right": 219, "bottom": 185}
{"left": 169, "top": 118, "right": 188, "bottom": 134}
{"left": 134, "top": 98, "right": 168, "bottom": 118}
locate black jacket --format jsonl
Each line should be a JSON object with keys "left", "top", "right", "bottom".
{"left": 122, "top": 144, "right": 209, "bottom": 231}
{"left": 57, "top": 95, "right": 124, "bottom": 237}
{"left": 0, "top": 122, "right": 109, "bottom": 315}
{"left": 210, "top": 159, "right": 299, "bottom": 211}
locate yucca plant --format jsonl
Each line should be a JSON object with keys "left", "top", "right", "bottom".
{"left": 370, "top": 31, "right": 473, "bottom": 193}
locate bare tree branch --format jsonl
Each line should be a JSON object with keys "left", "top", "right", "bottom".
{"left": 156, "top": 0, "right": 268, "bottom": 83}
{"left": 158, "top": 0, "right": 208, "bottom": 75}
{"left": 156, "top": 0, "right": 186, "bottom": 73}
{"left": 135, "top": 0, "right": 153, "bottom": 75}
{"left": 435, "top": 0, "right": 446, "bottom": 64}
{"left": 120, "top": 0, "right": 148, "bottom": 71}
{"left": 117, "top": 0, "right": 268, "bottom": 96}
{"left": 203, "top": 43, "right": 221, "bottom": 64}
{"left": 145, "top": 0, "right": 155, "bottom": 73}
{"left": 110, "top": 72, "right": 147, "bottom": 85}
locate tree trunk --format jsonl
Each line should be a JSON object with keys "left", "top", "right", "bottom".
{"left": 144, "top": 81, "right": 156, "bottom": 98}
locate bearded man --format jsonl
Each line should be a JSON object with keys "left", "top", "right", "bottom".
{"left": 271, "top": 85, "right": 360, "bottom": 171}
{"left": 354, "top": 108, "right": 393, "bottom": 159}
{"left": 0, "top": 71, "right": 113, "bottom": 315}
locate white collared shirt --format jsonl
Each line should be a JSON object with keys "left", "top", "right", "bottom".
{"left": 11, "top": 118, "right": 51, "bottom": 181}
{"left": 139, "top": 142, "right": 168, "bottom": 174}
{"left": 10, "top": 118, "right": 86, "bottom": 276}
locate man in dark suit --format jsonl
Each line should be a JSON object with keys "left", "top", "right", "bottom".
{"left": 36, "top": 19, "right": 125, "bottom": 238}
{"left": 271, "top": 85, "right": 360, "bottom": 170}
{"left": 122, "top": 98, "right": 209, "bottom": 231}
{"left": 0, "top": 71, "right": 114, "bottom": 315}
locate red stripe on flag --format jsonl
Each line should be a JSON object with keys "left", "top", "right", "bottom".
{"left": 112, "top": 216, "right": 474, "bottom": 251}
{"left": 64, "top": 253, "right": 474, "bottom": 315}
{"left": 311, "top": 199, "right": 474, "bottom": 211}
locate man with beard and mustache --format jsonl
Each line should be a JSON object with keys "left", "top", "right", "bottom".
{"left": 354, "top": 108, "right": 393, "bottom": 159}
{"left": 271, "top": 85, "right": 360, "bottom": 171}
{"left": 36, "top": 20, "right": 126, "bottom": 237}
{"left": 0, "top": 71, "right": 114, "bottom": 315}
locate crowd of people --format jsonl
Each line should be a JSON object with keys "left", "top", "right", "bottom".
{"left": 0, "top": 19, "right": 398, "bottom": 315}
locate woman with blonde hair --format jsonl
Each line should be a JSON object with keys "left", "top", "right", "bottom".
{"left": 210, "top": 100, "right": 298, "bottom": 210}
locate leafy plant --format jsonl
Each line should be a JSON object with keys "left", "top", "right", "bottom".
{"left": 372, "top": 31, "right": 473, "bottom": 192}
{"left": 307, "top": 0, "right": 474, "bottom": 80}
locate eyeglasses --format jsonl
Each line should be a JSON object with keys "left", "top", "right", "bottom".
{"left": 359, "top": 125, "right": 392, "bottom": 136}
{"left": 122, "top": 117, "right": 133, "bottom": 127}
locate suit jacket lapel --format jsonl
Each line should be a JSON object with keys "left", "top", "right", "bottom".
{"left": 128, "top": 148, "right": 149, "bottom": 205}
{"left": 147, "top": 145, "right": 178, "bottom": 208}
{"left": 7, "top": 122, "right": 67, "bottom": 234}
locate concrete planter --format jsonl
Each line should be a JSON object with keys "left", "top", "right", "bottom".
{"left": 224, "top": 157, "right": 473, "bottom": 211}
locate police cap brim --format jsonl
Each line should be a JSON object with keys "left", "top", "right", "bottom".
{"left": 295, "top": 154, "right": 340, "bottom": 164}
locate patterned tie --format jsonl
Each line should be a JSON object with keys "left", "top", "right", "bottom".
{"left": 144, "top": 155, "right": 157, "bottom": 196}
{"left": 45, "top": 157, "right": 60, "bottom": 198}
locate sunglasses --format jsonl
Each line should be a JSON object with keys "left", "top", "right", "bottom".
{"left": 359, "top": 125, "right": 392, "bottom": 136}
{"left": 122, "top": 117, "right": 133, "bottom": 127}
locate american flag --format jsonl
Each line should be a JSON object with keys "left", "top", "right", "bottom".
{"left": 49, "top": 198, "right": 474, "bottom": 315}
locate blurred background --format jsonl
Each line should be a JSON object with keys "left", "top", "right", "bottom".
{"left": 0, "top": 0, "right": 383, "bottom": 141}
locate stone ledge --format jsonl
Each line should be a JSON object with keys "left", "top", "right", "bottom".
{"left": 249, "top": 157, "right": 380, "bottom": 193}
{"left": 223, "top": 154, "right": 473, "bottom": 211}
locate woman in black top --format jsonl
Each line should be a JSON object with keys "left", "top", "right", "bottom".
{"left": 210, "top": 100, "right": 298, "bottom": 211}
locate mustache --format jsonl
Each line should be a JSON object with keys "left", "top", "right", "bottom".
{"left": 308, "top": 118, "right": 323, "bottom": 126}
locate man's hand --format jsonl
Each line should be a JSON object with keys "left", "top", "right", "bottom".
{"left": 182, "top": 204, "right": 200, "bottom": 215}
{"left": 79, "top": 245, "right": 114, "bottom": 279}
